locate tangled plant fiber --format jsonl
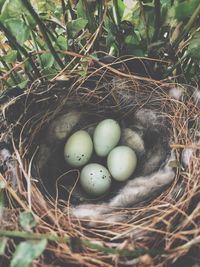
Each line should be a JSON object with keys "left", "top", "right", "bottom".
{"left": 0, "top": 62, "right": 200, "bottom": 267}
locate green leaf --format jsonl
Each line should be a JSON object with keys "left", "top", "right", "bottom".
{"left": 4, "top": 19, "right": 31, "bottom": 45}
{"left": 2, "top": 50, "right": 18, "bottom": 63}
{"left": 104, "top": 16, "right": 117, "bottom": 48}
{"left": 10, "top": 239, "right": 47, "bottom": 267}
{"left": 41, "top": 67, "right": 58, "bottom": 79}
{"left": 104, "top": 16, "right": 117, "bottom": 35}
{"left": 40, "top": 53, "right": 55, "bottom": 69}
{"left": 19, "top": 80, "right": 29, "bottom": 89}
{"left": 19, "top": 211, "right": 36, "bottom": 231}
{"left": 0, "top": 238, "right": 7, "bottom": 256}
{"left": 36, "top": 0, "right": 57, "bottom": 15}
{"left": 77, "top": 0, "right": 87, "bottom": 20}
{"left": 1, "top": 0, "right": 25, "bottom": 19}
{"left": 116, "top": 0, "right": 125, "bottom": 19}
{"left": 17, "top": 80, "right": 29, "bottom": 89}
{"left": 125, "top": 33, "right": 140, "bottom": 46}
{"left": 67, "top": 18, "right": 88, "bottom": 38}
{"left": 77, "top": 0, "right": 96, "bottom": 32}
{"left": 174, "top": 0, "right": 199, "bottom": 21}
{"left": 56, "top": 36, "right": 68, "bottom": 50}
{"left": 188, "top": 32, "right": 200, "bottom": 61}
{"left": 1, "top": 0, "right": 35, "bottom": 26}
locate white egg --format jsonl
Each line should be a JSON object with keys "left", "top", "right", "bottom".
{"left": 107, "top": 146, "right": 137, "bottom": 182}
{"left": 64, "top": 130, "right": 93, "bottom": 167}
{"left": 93, "top": 119, "right": 121, "bottom": 157}
{"left": 80, "top": 163, "right": 112, "bottom": 196}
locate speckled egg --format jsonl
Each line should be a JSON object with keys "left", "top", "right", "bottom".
{"left": 80, "top": 163, "right": 112, "bottom": 196}
{"left": 93, "top": 119, "right": 121, "bottom": 157}
{"left": 64, "top": 130, "right": 93, "bottom": 167}
{"left": 107, "top": 146, "right": 137, "bottom": 182}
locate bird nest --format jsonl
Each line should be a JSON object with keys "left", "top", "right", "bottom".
{"left": 0, "top": 62, "right": 200, "bottom": 267}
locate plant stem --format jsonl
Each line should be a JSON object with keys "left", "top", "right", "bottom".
{"left": 0, "top": 230, "right": 163, "bottom": 257}
{"left": 61, "top": 0, "right": 68, "bottom": 34}
{"left": 67, "top": 0, "right": 76, "bottom": 20}
{"left": 21, "top": 0, "right": 65, "bottom": 69}
{"left": 82, "top": 0, "right": 95, "bottom": 33}
{"left": 0, "top": 230, "right": 69, "bottom": 243}
{"left": 152, "top": 0, "right": 161, "bottom": 41}
{"left": 113, "top": 0, "right": 120, "bottom": 27}
{"left": 138, "top": 0, "right": 150, "bottom": 45}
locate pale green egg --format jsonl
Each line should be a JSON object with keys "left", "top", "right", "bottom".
{"left": 93, "top": 119, "right": 121, "bottom": 157}
{"left": 80, "top": 163, "right": 112, "bottom": 196}
{"left": 64, "top": 130, "right": 93, "bottom": 167}
{"left": 107, "top": 146, "right": 137, "bottom": 182}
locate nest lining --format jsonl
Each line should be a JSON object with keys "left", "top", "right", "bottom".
{"left": 1, "top": 69, "right": 200, "bottom": 267}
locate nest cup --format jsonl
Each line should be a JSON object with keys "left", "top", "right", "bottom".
{"left": 1, "top": 66, "right": 200, "bottom": 266}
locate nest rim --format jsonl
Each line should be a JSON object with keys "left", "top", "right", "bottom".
{"left": 1, "top": 64, "right": 200, "bottom": 267}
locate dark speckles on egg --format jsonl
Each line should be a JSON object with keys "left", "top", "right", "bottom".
{"left": 80, "top": 163, "right": 112, "bottom": 196}
{"left": 64, "top": 130, "right": 93, "bottom": 167}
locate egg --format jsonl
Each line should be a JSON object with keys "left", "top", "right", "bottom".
{"left": 80, "top": 163, "right": 112, "bottom": 196}
{"left": 107, "top": 146, "right": 137, "bottom": 182}
{"left": 64, "top": 130, "right": 93, "bottom": 167}
{"left": 93, "top": 119, "right": 121, "bottom": 157}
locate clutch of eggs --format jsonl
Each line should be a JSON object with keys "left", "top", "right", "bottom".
{"left": 64, "top": 119, "right": 137, "bottom": 196}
